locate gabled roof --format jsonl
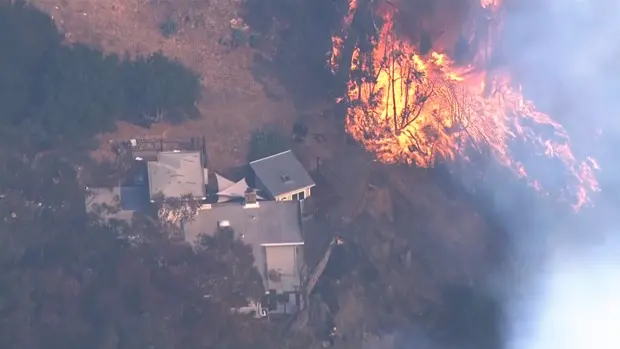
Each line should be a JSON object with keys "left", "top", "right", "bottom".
{"left": 147, "top": 151, "right": 206, "bottom": 200}
{"left": 250, "top": 150, "right": 315, "bottom": 198}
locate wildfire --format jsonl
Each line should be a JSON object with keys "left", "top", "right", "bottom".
{"left": 332, "top": 0, "right": 599, "bottom": 210}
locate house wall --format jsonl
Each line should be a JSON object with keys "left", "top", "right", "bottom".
{"left": 264, "top": 244, "right": 304, "bottom": 293}
{"left": 262, "top": 244, "right": 305, "bottom": 315}
{"left": 274, "top": 186, "right": 312, "bottom": 202}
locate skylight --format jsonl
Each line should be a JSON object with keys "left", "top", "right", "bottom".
{"left": 280, "top": 173, "right": 291, "bottom": 183}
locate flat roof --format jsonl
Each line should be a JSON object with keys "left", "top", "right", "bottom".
{"left": 85, "top": 187, "right": 135, "bottom": 222}
{"left": 147, "top": 151, "right": 206, "bottom": 200}
{"left": 184, "top": 200, "right": 303, "bottom": 246}
{"left": 250, "top": 150, "right": 315, "bottom": 198}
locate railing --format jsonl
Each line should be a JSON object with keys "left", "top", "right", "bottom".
{"left": 303, "top": 236, "right": 343, "bottom": 298}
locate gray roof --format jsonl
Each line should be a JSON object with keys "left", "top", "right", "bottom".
{"left": 183, "top": 200, "right": 303, "bottom": 246}
{"left": 147, "top": 151, "right": 206, "bottom": 200}
{"left": 183, "top": 200, "right": 303, "bottom": 289}
{"left": 250, "top": 150, "right": 315, "bottom": 198}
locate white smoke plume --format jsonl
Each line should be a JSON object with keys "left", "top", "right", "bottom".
{"left": 502, "top": 0, "right": 620, "bottom": 349}
{"left": 505, "top": 234, "right": 620, "bottom": 349}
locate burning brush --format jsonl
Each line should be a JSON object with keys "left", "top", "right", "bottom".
{"left": 331, "top": 0, "right": 599, "bottom": 210}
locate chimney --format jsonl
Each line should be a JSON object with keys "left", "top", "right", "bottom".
{"left": 244, "top": 188, "right": 259, "bottom": 208}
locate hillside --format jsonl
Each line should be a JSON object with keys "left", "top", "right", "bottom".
{"left": 31, "top": 0, "right": 295, "bottom": 168}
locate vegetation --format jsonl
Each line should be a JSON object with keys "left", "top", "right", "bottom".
{"left": 247, "top": 124, "right": 291, "bottom": 161}
{"left": 0, "top": 1, "right": 200, "bottom": 150}
{"left": 0, "top": 1, "right": 511, "bottom": 349}
{"left": 0, "top": 2, "right": 280, "bottom": 348}
{"left": 159, "top": 19, "right": 179, "bottom": 38}
{"left": 0, "top": 152, "right": 272, "bottom": 349}
{"left": 241, "top": 0, "right": 349, "bottom": 106}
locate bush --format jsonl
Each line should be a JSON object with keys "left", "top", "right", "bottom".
{"left": 0, "top": 1, "right": 201, "bottom": 149}
{"left": 159, "top": 19, "right": 179, "bottom": 38}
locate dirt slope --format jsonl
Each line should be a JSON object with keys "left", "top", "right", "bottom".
{"left": 31, "top": 0, "right": 295, "bottom": 168}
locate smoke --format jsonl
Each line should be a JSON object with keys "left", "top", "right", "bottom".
{"left": 500, "top": 1, "right": 620, "bottom": 349}
{"left": 504, "top": 233, "right": 620, "bottom": 349}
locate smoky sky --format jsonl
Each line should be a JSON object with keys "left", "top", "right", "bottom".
{"left": 350, "top": 1, "right": 619, "bottom": 348}
{"left": 505, "top": 0, "right": 620, "bottom": 154}
{"left": 499, "top": 1, "right": 620, "bottom": 349}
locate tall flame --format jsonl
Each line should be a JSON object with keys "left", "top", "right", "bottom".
{"left": 331, "top": 0, "right": 599, "bottom": 210}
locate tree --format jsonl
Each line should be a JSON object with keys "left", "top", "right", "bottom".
{"left": 0, "top": 151, "right": 275, "bottom": 349}
{"left": 193, "top": 227, "right": 265, "bottom": 305}
{"left": 0, "top": 3, "right": 294, "bottom": 349}
{"left": 240, "top": 0, "right": 349, "bottom": 106}
{"left": 0, "top": 1, "right": 201, "bottom": 149}
{"left": 155, "top": 193, "right": 202, "bottom": 239}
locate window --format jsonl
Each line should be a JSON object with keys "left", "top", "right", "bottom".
{"left": 292, "top": 191, "right": 305, "bottom": 201}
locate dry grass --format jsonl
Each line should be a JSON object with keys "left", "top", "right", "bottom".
{"left": 30, "top": 0, "right": 295, "bottom": 169}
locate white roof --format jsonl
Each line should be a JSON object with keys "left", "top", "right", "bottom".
{"left": 215, "top": 172, "right": 236, "bottom": 192}
{"left": 147, "top": 151, "right": 206, "bottom": 200}
{"left": 216, "top": 177, "right": 266, "bottom": 201}
{"left": 217, "top": 177, "right": 251, "bottom": 198}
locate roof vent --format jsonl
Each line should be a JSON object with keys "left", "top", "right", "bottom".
{"left": 280, "top": 173, "right": 291, "bottom": 183}
{"left": 218, "top": 220, "right": 230, "bottom": 228}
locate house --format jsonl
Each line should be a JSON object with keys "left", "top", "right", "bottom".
{"left": 85, "top": 186, "right": 150, "bottom": 222}
{"left": 147, "top": 151, "right": 207, "bottom": 202}
{"left": 250, "top": 150, "right": 315, "bottom": 201}
{"left": 183, "top": 191, "right": 305, "bottom": 315}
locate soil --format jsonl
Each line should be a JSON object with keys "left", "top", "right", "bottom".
{"left": 31, "top": 0, "right": 295, "bottom": 169}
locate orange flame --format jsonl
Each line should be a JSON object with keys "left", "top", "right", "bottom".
{"left": 330, "top": 0, "right": 358, "bottom": 73}
{"left": 332, "top": 0, "right": 599, "bottom": 210}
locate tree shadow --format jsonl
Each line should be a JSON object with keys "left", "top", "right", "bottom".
{"left": 251, "top": 53, "right": 283, "bottom": 102}
{"left": 240, "top": 0, "right": 348, "bottom": 110}
{"left": 0, "top": 1, "right": 201, "bottom": 152}
{"left": 246, "top": 123, "right": 292, "bottom": 162}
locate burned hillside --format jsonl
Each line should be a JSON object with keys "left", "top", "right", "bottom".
{"left": 239, "top": 0, "right": 599, "bottom": 347}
